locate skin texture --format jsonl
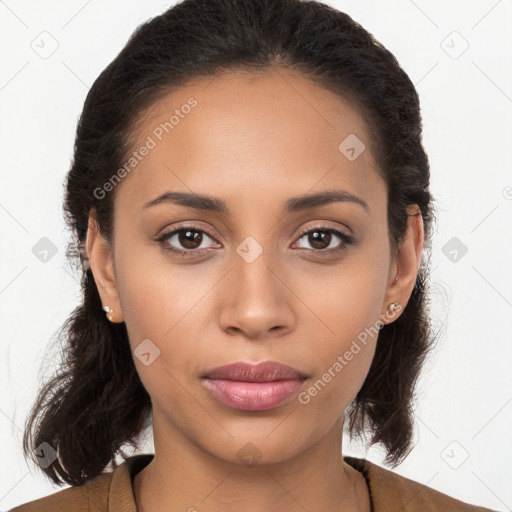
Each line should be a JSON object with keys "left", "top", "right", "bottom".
{"left": 86, "top": 68, "right": 424, "bottom": 512}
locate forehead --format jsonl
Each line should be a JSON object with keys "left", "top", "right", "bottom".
{"left": 116, "top": 69, "right": 385, "bottom": 215}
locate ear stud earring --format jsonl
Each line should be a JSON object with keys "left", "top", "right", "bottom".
{"left": 387, "top": 301, "right": 400, "bottom": 313}
{"left": 388, "top": 302, "right": 399, "bottom": 313}
{"left": 103, "top": 305, "right": 115, "bottom": 322}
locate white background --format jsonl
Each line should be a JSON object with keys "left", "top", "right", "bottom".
{"left": 1, "top": 0, "right": 511, "bottom": 510}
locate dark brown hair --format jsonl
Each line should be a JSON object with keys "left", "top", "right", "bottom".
{"left": 23, "top": 0, "right": 438, "bottom": 486}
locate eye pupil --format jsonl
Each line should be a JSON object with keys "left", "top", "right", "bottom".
{"left": 179, "top": 229, "right": 202, "bottom": 249}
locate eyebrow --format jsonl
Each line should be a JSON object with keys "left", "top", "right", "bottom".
{"left": 142, "top": 188, "right": 370, "bottom": 215}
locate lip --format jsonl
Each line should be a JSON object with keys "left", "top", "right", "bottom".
{"left": 201, "top": 361, "right": 308, "bottom": 411}
{"left": 202, "top": 361, "right": 308, "bottom": 382}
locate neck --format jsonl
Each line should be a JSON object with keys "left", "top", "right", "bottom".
{"left": 133, "top": 415, "right": 371, "bottom": 512}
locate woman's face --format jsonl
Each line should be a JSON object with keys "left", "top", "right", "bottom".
{"left": 89, "top": 68, "right": 417, "bottom": 465}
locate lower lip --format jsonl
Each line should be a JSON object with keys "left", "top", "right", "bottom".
{"left": 202, "top": 378, "right": 306, "bottom": 411}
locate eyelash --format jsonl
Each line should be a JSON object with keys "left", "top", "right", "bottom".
{"left": 155, "top": 224, "right": 354, "bottom": 258}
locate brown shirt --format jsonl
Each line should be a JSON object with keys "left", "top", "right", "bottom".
{"left": 10, "top": 454, "right": 497, "bottom": 511}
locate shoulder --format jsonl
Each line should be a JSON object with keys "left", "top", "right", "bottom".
{"left": 345, "top": 456, "right": 498, "bottom": 512}
{"left": 8, "top": 468, "right": 114, "bottom": 512}
{"left": 9, "top": 454, "right": 152, "bottom": 512}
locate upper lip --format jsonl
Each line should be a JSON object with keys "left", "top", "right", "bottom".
{"left": 202, "top": 361, "right": 308, "bottom": 382}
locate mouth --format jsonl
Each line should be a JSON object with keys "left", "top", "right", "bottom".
{"left": 201, "top": 361, "right": 309, "bottom": 411}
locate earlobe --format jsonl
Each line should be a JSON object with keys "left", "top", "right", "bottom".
{"left": 86, "top": 210, "right": 124, "bottom": 323}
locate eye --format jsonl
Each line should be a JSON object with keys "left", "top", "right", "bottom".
{"left": 156, "top": 225, "right": 220, "bottom": 256}
{"left": 292, "top": 226, "right": 354, "bottom": 255}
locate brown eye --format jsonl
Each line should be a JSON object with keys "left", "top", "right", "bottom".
{"left": 156, "top": 225, "right": 219, "bottom": 256}
{"left": 292, "top": 226, "right": 354, "bottom": 255}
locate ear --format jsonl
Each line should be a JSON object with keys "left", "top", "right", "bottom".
{"left": 381, "top": 204, "right": 424, "bottom": 325}
{"left": 86, "top": 209, "right": 124, "bottom": 323}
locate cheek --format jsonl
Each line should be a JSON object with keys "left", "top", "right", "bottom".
{"left": 298, "top": 255, "right": 388, "bottom": 346}
{"left": 115, "top": 260, "right": 203, "bottom": 406}
{"left": 114, "top": 237, "right": 207, "bottom": 340}
{"left": 293, "top": 253, "right": 388, "bottom": 408}
{"left": 295, "top": 305, "right": 379, "bottom": 426}
{"left": 114, "top": 242, "right": 219, "bottom": 389}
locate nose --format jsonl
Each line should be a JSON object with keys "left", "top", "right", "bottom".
{"left": 218, "top": 246, "right": 295, "bottom": 340}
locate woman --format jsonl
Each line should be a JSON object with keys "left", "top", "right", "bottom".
{"left": 12, "top": 0, "right": 498, "bottom": 510}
